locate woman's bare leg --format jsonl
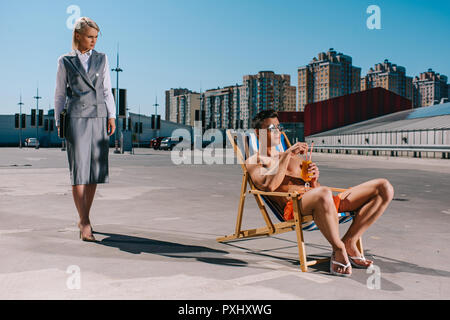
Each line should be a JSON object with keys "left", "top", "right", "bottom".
{"left": 85, "top": 184, "right": 97, "bottom": 219}
{"left": 339, "top": 179, "right": 394, "bottom": 266}
{"left": 72, "top": 184, "right": 94, "bottom": 238}
{"left": 299, "top": 186, "right": 351, "bottom": 275}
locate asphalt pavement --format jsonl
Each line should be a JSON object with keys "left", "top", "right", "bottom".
{"left": 0, "top": 147, "right": 449, "bottom": 299}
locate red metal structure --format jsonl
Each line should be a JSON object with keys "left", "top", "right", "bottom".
{"left": 278, "top": 111, "right": 304, "bottom": 123}
{"left": 304, "top": 87, "right": 412, "bottom": 137}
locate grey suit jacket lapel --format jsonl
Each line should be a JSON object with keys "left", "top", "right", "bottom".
{"left": 87, "top": 50, "right": 101, "bottom": 86}
{"left": 68, "top": 50, "right": 95, "bottom": 90}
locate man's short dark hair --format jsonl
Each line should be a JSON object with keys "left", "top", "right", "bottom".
{"left": 251, "top": 109, "right": 279, "bottom": 129}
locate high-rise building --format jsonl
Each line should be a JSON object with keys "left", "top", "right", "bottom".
{"left": 165, "top": 88, "right": 190, "bottom": 121}
{"left": 298, "top": 48, "right": 361, "bottom": 112}
{"left": 413, "top": 69, "right": 448, "bottom": 107}
{"left": 165, "top": 88, "right": 200, "bottom": 126}
{"left": 361, "top": 59, "right": 413, "bottom": 101}
{"left": 241, "top": 71, "right": 296, "bottom": 128}
{"left": 202, "top": 85, "right": 244, "bottom": 129}
{"left": 284, "top": 85, "right": 297, "bottom": 112}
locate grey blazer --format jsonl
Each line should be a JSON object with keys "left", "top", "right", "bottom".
{"left": 60, "top": 50, "right": 108, "bottom": 118}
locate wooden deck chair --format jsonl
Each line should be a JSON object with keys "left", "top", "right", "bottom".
{"left": 217, "top": 129, "right": 363, "bottom": 272}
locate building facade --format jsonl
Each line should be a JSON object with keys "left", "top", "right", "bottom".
{"left": 361, "top": 59, "right": 413, "bottom": 102}
{"left": 298, "top": 48, "right": 361, "bottom": 112}
{"left": 241, "top": 71, "right": 296, "bottom": 128}
{"left": 0, "top": 110, "right": 193, "bottom": 147}
{"left": 202, "top": 85, "right": 244, "bottom": 129}
{"left": 166, "top": 88, "right": 200, "bottom": 126}
{"left": 0, "top": 112, "right": 61, "bottom": 147}
{"left": 413, "top": 69, "right": 448, "bottom": 107}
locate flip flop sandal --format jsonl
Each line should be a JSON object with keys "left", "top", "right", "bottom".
{"left": 348, "top": 255, "right": 373, "bottom": 269}
{"left": 330, "top": 253, "right": 351, "bottom": 277}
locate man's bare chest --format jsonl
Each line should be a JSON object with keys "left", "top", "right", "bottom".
{"left": 259, "top": 154, "right": 303, "bottom": 178}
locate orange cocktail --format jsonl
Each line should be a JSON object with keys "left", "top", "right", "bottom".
{"left": 300, "top": 142, "right": 314, "bottom": 190}
{"left": 301, "top": 160, "right": 313, "bottom": 182}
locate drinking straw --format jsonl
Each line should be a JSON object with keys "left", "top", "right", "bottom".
{"left": 309, "top": 143, "right": 314, "bottom": 161}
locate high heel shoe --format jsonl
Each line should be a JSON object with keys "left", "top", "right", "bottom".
{"left": 78, "top": 224, "right": 96, "bottom": 242}
{"left": 79, "top": 230, "right": 96, "bottom": 242}
{"left": 77, "top": 222, "right": 93, "bottom": 233}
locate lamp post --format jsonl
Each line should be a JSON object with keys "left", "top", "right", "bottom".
{"left": 47, "top": 103, "right": 51, "bottom": 145}
{"left": 33, "top": 86, "right": 42, "bottom": 148}
{"left": 111, "top": 44, "right": 123, "bottom": 154}
{"left": 138, "top": 105, "right": 141, "bottom": 147}
{"left": 153, "top": 96, "right": 159, "bottom": 138}
{"left": 153, "top": 96, "right": 159, "bottom": 117}
{"left": 18, "top": 93, "right": 24, "bottom": 149}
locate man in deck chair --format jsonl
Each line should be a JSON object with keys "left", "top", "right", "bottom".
{"left": 245, "top": 110, "right": 394, "bottom": 277}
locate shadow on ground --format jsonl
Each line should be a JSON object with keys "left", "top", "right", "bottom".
{"left": 94, "top": 231, "right": 248, "bottom": 267}
{"left": 221, "top": 237, "right": 450, "bottom": 292}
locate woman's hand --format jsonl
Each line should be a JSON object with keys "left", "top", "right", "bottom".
{"left": 57, "top": 125, "right": 60, "bottom": 137}
{"left": 308, "top": 162, "right": 320, "bottom": 183}
{"left": 107, "top": 118, "right": 116, "bottom": 137}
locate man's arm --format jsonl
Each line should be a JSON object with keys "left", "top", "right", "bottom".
{"left": 246, "top": 142, "right": 307, "bottom": 192}
{"left": 246, "top": 152, "right": 292, "bottom": 192}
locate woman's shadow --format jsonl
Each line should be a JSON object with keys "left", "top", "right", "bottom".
{"left": 94, "top": 231, "right": 247, "bottom": 267}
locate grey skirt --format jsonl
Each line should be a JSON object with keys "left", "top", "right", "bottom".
{"left": 66, "top": 117, "right": 110, "bottom": 186}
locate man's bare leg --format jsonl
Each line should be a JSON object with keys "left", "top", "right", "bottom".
{"left": 299, "top": 186, "right": 351, "bottom": 275}
{"left": 338, "top": 179, "right": 394, "bottom": 266}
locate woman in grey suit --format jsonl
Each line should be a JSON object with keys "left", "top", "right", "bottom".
{"left": 54, "top": 17, "right": 116, "bottom": 241}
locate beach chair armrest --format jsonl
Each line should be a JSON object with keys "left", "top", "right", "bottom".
{"left": 248, "top": 190, "right": 299, "bottom": 198}
{"left": 323, "top": 186, "right": 350, "bottom": 193}
{"left": 249, "top": 187, "right": 349, "bottom": 197}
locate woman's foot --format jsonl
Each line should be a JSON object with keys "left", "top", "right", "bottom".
{"left": 78, "top": 222, "right": 96, "bottom": 242}
{"left": 343, "top": 239, "right": 373, "bottom": 268}
{"left": 331, "top": 248, "right": 352, "bottom": 276}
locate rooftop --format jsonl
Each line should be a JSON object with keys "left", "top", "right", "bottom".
{"left": 308, "top": 102, "right": 450, "bottom": 137}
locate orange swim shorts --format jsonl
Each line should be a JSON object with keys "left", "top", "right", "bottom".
{"left": 283, "top": 193, "right": 343, "bottom": 221}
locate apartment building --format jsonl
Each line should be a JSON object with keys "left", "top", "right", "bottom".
{"left": 241, "top": 71, "right": 296, "bottom": 128}
{"left": 413, "top": 69, "right": 448, "bottom": 107}
{"left": 165, "top": 88, "right": 200, "bottom": 126}
{"left": 202, "top": 84, "right": 244, "bottom": 129}
{"left": 165, "top": 88, "right": 189, "bottom": 121}
{"left": 361, "top": 59, "right": 413, "bottom": 101}
{"left": 298, "top": 48, "right": 361, "bottom": 112}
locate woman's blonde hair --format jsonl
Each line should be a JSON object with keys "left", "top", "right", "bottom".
{"left": 72, "top": 17, "right": 101, "bottom": 50}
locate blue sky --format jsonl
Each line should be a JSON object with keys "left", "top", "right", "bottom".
{"left": 1, "top": 0, "right": 449, "bottom": 118}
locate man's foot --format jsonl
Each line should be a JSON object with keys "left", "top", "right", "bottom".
{"left": 343, "top": 239, "right": 373, "bottom": 268}
{"left": 330, "top": 248, "right": 351, "bottom": 276}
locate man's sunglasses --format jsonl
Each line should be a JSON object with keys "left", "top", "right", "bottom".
{"left": 266, "top": 124, "right": 284, "bottom": 132}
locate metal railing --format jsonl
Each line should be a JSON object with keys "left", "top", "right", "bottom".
{"left": 313, "top": 145, "right": 450, "bottom": 153}
{"left": 310, "top": 145, "right": 450, "bottom": 159}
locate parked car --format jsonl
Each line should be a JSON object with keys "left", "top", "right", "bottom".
{"left": 150, "top": 136, "right": 167, "bottom": 150}
{"left": 159, "top": 137, "right": 187, "bottom": 151}
{"left": 25, "top": 138, "right": 40, "bottom": 148}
